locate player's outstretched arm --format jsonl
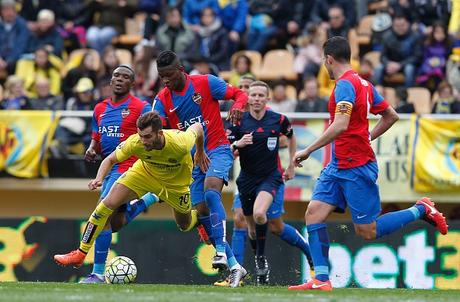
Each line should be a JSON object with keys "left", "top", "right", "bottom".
{"left": 190, "top": 123, "right": 210, "bottom": 172}
{"left": 88, "top": 152, "right": 120, "bottom": 190}
{"left": 293, "top": 114, "right": 350, "bottom": 167}
{"left": 370, "top": 107, "right": 399, "bottom": 141}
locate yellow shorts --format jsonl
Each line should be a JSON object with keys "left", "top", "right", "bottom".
{"left": 116, "top": 162, "right": 191, "bottom": 214}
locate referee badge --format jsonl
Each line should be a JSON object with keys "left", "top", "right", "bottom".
{"left": 267, "top": 137, "right": 277, "bottom": 151}
{"left": 192, "top": 92, "right": 202, "bottom": 105}
{"left": 121, "top": 108, "right": 130, "bottom": 118}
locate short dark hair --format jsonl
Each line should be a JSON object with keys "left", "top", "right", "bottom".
{"left": 323, "top": 36, "right": 351, "bottom": 63}
{"left": 240, "top": 74, "right": 256, "bottom": 81}
{"left": 116, "top": 64, "right": 135, "bottom": 80}
{"left": 157, "top": 50, "right": 180, "bottom": 68}
{"left": 137, "top": 111, "right": 163, "bottom": 131}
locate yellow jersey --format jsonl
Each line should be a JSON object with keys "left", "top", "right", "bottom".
{"left": 115, "top": 128, "right": 197, "bottom": 188}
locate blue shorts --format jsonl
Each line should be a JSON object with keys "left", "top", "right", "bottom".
{"left": 191, "top": 144, "right": 234, "bottom": 206}
{"left": 101, "top": 170, "right": 127, "bottom": 212}
{"left": 311, "top": 161, "right": 381, "bottom": 224}
{"left": 232, "top": 184, "right": 285, "bottom": 219}
{"left": 236, "top": 169, "right": 283, "bottom": 217}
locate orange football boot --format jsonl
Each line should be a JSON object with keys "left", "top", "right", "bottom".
{"left": 288, "top": 278, "right": 332, "bottom": 291}
{"left": 54, "top": 249, "right": 86, "bottom": 268}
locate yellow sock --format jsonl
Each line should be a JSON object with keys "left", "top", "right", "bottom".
{"left": 181, "top": 209, "right": 198, "bottom": 232}
{"left": 79, "top": 202, "right": 113, "bottom": 253}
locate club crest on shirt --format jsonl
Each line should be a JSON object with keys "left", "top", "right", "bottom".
{"left": 192, "top": 92, "right": 202, "bottom": 105}
{"left": 121, "top": 108, "right": 130, "bottom": 118}
{"left": 267, "top": 137, "right": 277, "bottom": 151}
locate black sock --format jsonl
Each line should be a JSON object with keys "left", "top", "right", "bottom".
{"left": 255, "top": 223, "right": 268, "bottom": 257}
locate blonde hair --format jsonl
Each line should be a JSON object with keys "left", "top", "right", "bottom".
{"left": 4, "top": 75, "right": 24, "bottom": 98}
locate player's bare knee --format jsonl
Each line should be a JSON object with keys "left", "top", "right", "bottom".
{"left": 355, "top": 226, "right": 376, "bottom": 240}
{"left": 253, "top": 212, "right": 267, "bottom": 225}
{"left": 194, "top": 203, "right": 209, "bottom": 216}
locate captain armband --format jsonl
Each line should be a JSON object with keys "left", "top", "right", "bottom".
{"left": 335, "top": 101, "right": 353, "bottom": 116}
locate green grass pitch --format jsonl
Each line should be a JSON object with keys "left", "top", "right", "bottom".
{"left": 0, "top": 282, "right": 459, "bottom": 302}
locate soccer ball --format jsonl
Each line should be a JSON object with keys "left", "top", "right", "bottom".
{"left": 105, "top": 256, "right": 137, "bottom": 284}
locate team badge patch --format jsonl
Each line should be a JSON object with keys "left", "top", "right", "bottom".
{"left": 121, "top": 108, "right": 130, "bottom": 118}
{"left": 267, "top": 137, "right": 277, "bottom": 151}
{"left": 335, "top": 101, "right": 352, "bottom": 116}
{"left": 192, "top": 92, "right": 202, "bottom": 105}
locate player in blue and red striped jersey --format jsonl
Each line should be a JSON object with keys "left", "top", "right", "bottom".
{"left": 153, "top": 50, "right": 248, "bottom": 287}
{"left": 79, "top": 65, "right": 153, "bottom": 283}
{"left": 289, "top": 36, "right": 448, "bottom": 292}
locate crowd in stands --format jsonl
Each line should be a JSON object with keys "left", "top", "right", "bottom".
{"left": 0, "top": 0, "right": 459, "bottom": 117}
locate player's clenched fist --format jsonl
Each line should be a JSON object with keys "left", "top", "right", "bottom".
{"left": 88, "top": 179, "right": 103, "bottom": 190}
{"left": 85, "top": 148, "right": 97, "bottom": 163}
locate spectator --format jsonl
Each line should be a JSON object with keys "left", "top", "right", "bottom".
{"left": 55, "top": 0, "right": 94, "bottom": 53}
{"left": 267, "top": 80, "right": 297, "bottom": 112}
{"left": 295, "top": 76, "right": 328, "bottom": 112}
{"left": 97, "top": 45, "right": 120, "bottom": 80}
{"left": 317, "top": 59, "right": 360, "bottom": 98}
{"left": 373, "top": 12, "right": 423, "bottom": 88}
{"left": 416, "top": 21, "right": 452, "bottom": 92}
{"left": 294, "top": 24, "right": 323, "bottom": 81}
{"left": 15, "top": 47, "right": 63, "bottom": 98}
{"left": 133, "top": 44, "right": 158, "bottom": 101}
{"left": 0, "top": 75, "right": 31, "bottom": 110}
{"left": 197, "top": 7, "right": 229, "bottom": 71}
{"left": 446, "top": 37, "right": 460, "bottom": 99}
{"left": 432, "top": 81, "right": 460, "bottom": 114}
{"left": 326, "top": 5, "right": 359, "bottom": 59}
{"left": 246, "top": 0, "right": 280, "bottom": 53}
{"left": 27, "top": 9, "right": 64, "bottom": 57}
{"left": 217, "top": 0, "right": 247, "bottom": 53}
{"left": 0, "top": 0, "right": 30, "bottom": 77}
{"left": 62, "top": 51, "right": 98, "bottom": 102}
{"left": 19, "top": 0, "right": 54, "bottom": 32}
{"left": 156, "top": 6, "right": 199, "bottom": 70}
{"left": 66, "top": 77, "right": 96, "bottom": 111}
{"left": 394, "top": 86, "right": 415, "bottom": 113}
{"left": 310, "top": 0, "right": 357, "bottom": 29}
{"left": 30, "top": 77, "right": 63, "bottom": 110}
{"left": 189, "top": 56, "right": 219, "bottom": 76}
{"left": 228, "top": 54, "right": 255, "bottom": 87}
{"left": 86, "top": 0, "right": 138, "bottom": 53}
{"left": 182, "top": 0, "right": 219, "bottom": 31}
{"left": 359, "top": 57, "right": 374, "bottom": 82}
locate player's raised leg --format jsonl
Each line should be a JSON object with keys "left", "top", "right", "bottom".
{"left": 54, "top": 183, "right": 138, "bottom": 268}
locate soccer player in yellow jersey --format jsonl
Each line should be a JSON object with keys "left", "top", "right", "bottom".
{"left": 54, "top": 111, "right": 209, "bottom": 268}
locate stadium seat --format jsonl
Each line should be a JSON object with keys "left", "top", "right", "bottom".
{"left": 112, "top": 13, "right": 146, "bottom": 46}
{"left": 219, "top": 50, "right": 262, "bottom": 81}
{"left": 64, "top": 49, "right": 100, "bottom": 76}
{"left": 357, "top": 15, "right": 375, "bottom": 45}
{"left": 408, "top": 87, "right": 432, "bottom": 114}
{"left": 115, "top": 49, "right": 133, "bottom": 66}
{"left": 257, "top": 50, "right": 297, "bottom": 81}
{"left": 383, "top": 87, "right": 397, "bottom": 108}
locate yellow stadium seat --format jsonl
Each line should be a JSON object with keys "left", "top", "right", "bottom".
{"left": 408, "top": 87, "right": 432, "bottom": 114}
{"left": 357, "top": 15, "right": 374, "bottom": 45}
{"left": 257, "top": 50, "right": 297, "bottom": 81}
{"left": 230, "top": 50, "right": 262, "bottom": 75}
{"left": 64, "top": 49, "right": 100, "bottom": 76}
{"left": 363, "top": 51, "right": 381, "bottom": 69}
{"left": 115, "top": 49, "right": 133, "bottom": 66}
{"left": 285, "top": 85, "right": 297, "bottom": 100}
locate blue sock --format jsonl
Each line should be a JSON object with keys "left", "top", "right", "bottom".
{"left": 376, "top": 205, "right": 425, "bottom": 238}
{"left": 226, "top": 242, "right": 239, "bottom": 269}
{"left": 124, "top": 192, "right": 158, "bottom": 224}
{"left": 280, "top": 223, "right": 312, "bottom": 262}
{"left": 205, "top": 189, "right": 227, "bottom": 253}
{"left": 231, "top": 228, "right": 247, "bottom": 265}
{"left": 307, "top": 223, "right": 330, "bottom": 282}
{"left": 93, "top": 229, "right": 112, "bottom": 275}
